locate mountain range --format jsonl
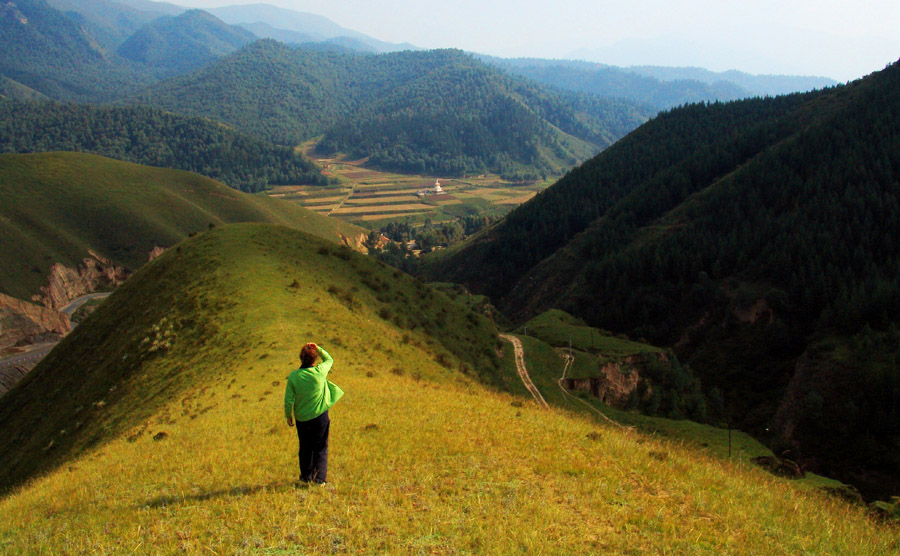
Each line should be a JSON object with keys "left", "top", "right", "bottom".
{"left": 481, "top": 56, "right": 837, "bottom": 111}
{"left": 1, "top": 0, "right": 840, "bottom": 182}
{"left": 128, "top": 42, "right": 649, "bottom": 178}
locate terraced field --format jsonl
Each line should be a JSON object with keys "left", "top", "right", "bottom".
{"left": 266, "top": 146, "right": 554, "bottom": 228}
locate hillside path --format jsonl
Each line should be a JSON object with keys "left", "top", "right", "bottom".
{"left": 556, "top": 350, "right": 627, "bottom": 429}
{"left": 499, "top": 334, "right": 548, "bottom": 408}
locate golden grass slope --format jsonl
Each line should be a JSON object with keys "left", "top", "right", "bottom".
{"left": 0, "top": 224, "right": 895, "bottom": 554}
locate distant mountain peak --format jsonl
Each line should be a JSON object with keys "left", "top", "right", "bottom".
{"left": 116, "top": 7, "right": 255, "bottom": 76}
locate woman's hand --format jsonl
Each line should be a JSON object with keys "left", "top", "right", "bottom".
{"left": 287, "top": 417, "right": 294, "bottom": 427}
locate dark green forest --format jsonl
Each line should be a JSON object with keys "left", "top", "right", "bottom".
{"left": 425, "top": 59, "right": 900, "bottom": 497}
{"left": 0, "top": 100, "right": 328, "bottom": 191}
{"left": 0, "top": 0, "right": 151, "bottom": 101}
{"left": 132, "top": 42, "right": 651, "bottom": 177}
{"left": 116, "top": 9, "right": 255, "bottom": 77}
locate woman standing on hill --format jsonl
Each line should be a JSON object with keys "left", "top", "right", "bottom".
{"left": 284, "top": 342, "right": 344, "bottom": 484}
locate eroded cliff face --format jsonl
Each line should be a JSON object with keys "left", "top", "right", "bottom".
{"left": 562, "top": 354, "right": 652, "bottom": 408}
{"left": 148, "top": 246, "right": 167, "bottom": 262}
{"left": 0, "top": 293, "right": 70, "bottom": 350}
{"left": 32, "top": 250, "right": 131, "bottom": 310}
{"left": 339, "top": 232, "right": 370, "bottom": 254}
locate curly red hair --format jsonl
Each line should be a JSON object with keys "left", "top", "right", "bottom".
{"left": 300, "top": 343, "right": 318, "bottom": 368}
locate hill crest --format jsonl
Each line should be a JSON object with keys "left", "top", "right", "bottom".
{"left": 0, "top": 222, "right": 893, "bottom": 553}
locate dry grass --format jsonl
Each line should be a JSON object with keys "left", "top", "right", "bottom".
{"left": 334, "top": 204, "right": 430, "bottom": 214}
{"left": 343, "top": 195, "right": 422, "bottom": 206}
{"left": 0, "top": 224, "right": 895, "bottom": 555}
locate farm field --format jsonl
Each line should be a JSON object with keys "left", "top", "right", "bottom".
{"left": 265, "top": 145, "right": 555, "bottom": 229}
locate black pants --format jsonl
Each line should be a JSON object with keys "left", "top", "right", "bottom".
{"left": 295, "top": 410, "right": 329, "bottom": 483}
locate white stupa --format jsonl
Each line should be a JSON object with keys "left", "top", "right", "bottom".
{"left": 434, "top": 179, "right": 443, "bottom": 194}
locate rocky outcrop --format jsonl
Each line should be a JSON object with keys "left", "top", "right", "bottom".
{"left": 0, "top": 293, "right": 70, "bottom": 350}
{"left": 148, "top": 246, "right": 167, "bottom": 262}
{"left": 339, "top": 232, "right": 370, "bottom": 254}
{"left": 562, "top": 355, "right": 646, "bottom": 407}
{"left": 32, "top": 250, "right": 130, "bottom": 310}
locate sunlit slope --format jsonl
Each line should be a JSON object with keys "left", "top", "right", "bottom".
{"left": 0, "top": 152, "right": 364, "bottom": 300}
{"left": 0, "top": 226, "right": 894, "bottom": 554}
{"left": 0, "top": 223, "right": 504, "bottom": 492}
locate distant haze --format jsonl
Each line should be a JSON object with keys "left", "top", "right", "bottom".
{"left": 180, "top": 0, "right": 900, "bottom": 81}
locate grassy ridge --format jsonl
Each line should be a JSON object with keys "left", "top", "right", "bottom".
{"left": 0, "top": 224, "right": 894, "bottom": 554}
{"left": 0, "top": 152, "right": 364, "bottom": 300}
{"left": 0, "top": 223, "right": 503, "bottom": 494}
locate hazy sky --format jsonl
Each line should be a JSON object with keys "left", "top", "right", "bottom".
{"left": 182, "top": 0, "right": 900, "bottom": 81}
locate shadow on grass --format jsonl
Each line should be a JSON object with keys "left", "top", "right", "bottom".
{"left": 139, "top": 480, "right": 301, "bottom": 509}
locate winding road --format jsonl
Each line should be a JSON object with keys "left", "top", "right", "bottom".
{"left": 555, "top": 349, "right": 626, "bottom": 429}
{"left": 500, "top": 332, "right": 626, "bottom": 429}
{"left": 499, "top": 334, "right": 549, "bottom": 408}
{"left": 0, "top": 292, "right": 112, "bottom": 393}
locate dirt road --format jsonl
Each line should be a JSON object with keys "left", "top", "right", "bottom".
{"left": 556, "top": 349, "right": 626, "bottom": 429}
{"left": 499, "top": 334, "right": 549, "bottom": 408}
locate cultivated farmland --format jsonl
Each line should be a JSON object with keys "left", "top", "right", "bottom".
{"left": 265, "top": 145, "right": 554, "bottom": 228}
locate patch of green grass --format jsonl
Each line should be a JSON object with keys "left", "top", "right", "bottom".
{"left": 0, "top": 152, "right": 366, "bottom": 300}
{"left": 519, "top": 308, "right": 663, "bottom": 356}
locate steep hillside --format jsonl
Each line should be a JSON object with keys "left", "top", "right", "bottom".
{"left": 0, "top": 0, "right": 149, "bottom": 100}
{"left": 46, "top": 0, "right": 168, "bottom": 50}
{"left": 0, "top": 76, "right": 48, "bottom": 101}
{"left": 0, "top": 99, "right": 328, "bottom": 192}
{"left": 131, "top": 41, "right": 651, "bottom": 177}
{"left": 0, "top": 152, "right": 362, "bottom": 302}
{"left": 424, "top": 59, "right": 900, "bottom": 498}
{"left": 0, "top": 223, "right": 893, "bottom": 553}
{"left": 117, "top": 9, "right": 256, "bottom": 76}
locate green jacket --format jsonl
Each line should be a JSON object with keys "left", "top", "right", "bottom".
{"left": 284, "top": 347, "right": 344, "bottom": 422}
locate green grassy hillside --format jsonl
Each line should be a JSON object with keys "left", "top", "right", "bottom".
{"left": 0, "top": 152, "right": 363, "bottom": 301}
{"left": 0, "top": 223, "right": 894, "bottom": 554}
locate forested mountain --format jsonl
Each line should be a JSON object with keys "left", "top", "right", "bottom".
{"left": 0, "top": 0, "right": 150, "bottom": 101}
{"left": 0, "top": 100, "right": 328, "bottom": 191}
{"left": 45, "top": 0, "right": 169, "bottom": 50}
{"left": 424, "top": 59, "right": 900, "bottom": 498}
{"left": 117, "top": 9, "right": 256, "bottom": 76}
{"left": 483, "top": 57, "right": 837, "bottom": 111}
{"left": 0, "top": 76, "right": 48, "bottom": 101}
{"left": 132, "top": 41, "right": 652, "bottom": 177}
